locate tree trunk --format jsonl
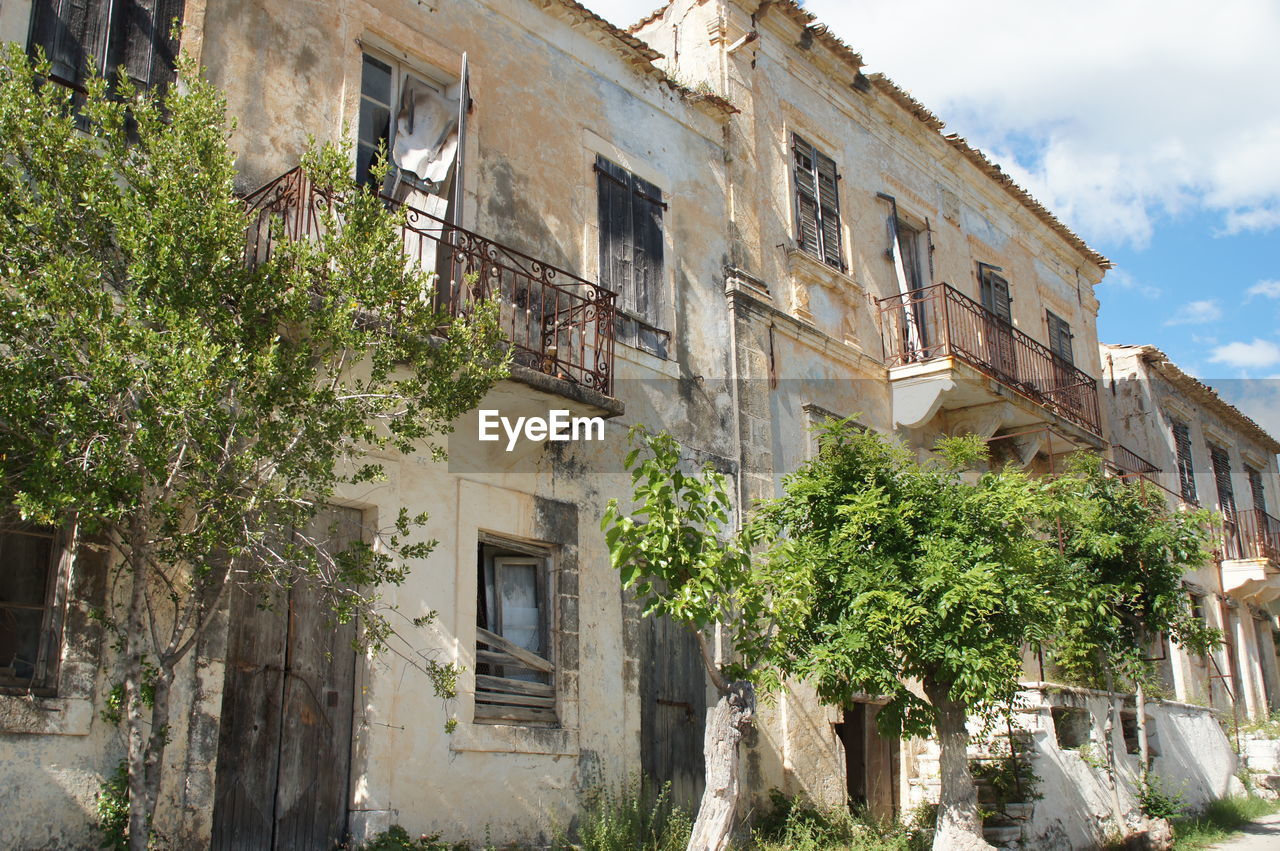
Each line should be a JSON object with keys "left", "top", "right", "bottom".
{"left": 925, "top": 681, "right": 993, "bottom": 851}
{"left": 686, "top": 680, "right": 755, "bottom": 851}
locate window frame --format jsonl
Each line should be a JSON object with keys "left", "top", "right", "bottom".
{"left": 0, "top": 525, "right": 69, "bottom": 695}
{"left": 356, "top": 48, "right": 454, "bottom": 196}
{"left": 791, "top": 133, "right": 843, "bottom": 270}
{"left": 474, "top": 534, "right": 557, "bottom": 726}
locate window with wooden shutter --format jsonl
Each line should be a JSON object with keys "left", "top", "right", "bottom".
{"left": 0, "top": 525, "right": 67, "bottom": 691}
{"left": 1046, "top": 310, "right": 1073, "bottom": 365}
{"left": 1210, "top": 444, "right": 1236, "bottom": 521}
{"left": 1248, "top": 466, "right": 1267, "bottom": 513}
{"left": 979, "top": 265, "right": 1013, "bottom": 325}
{"left": 476, "top": 540, "right": 556, "bottom": 725}
{"left": 1172, "top": 421, "right": 1197, "bottom": 503}
{"left": 29, "top": 0, "right": 184, "bottom": 93}
{"left": 596, "top": 154, "right": 666, "bottom": 356}
{"left": 792, "top": 134, "right": 842, "bottom": 270}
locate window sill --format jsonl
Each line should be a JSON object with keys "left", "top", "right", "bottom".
{"left": 0, "top": 693, "right": 94, "bottom": 735}
{"left": 449, "top": 716, "right": 578, "bottom": 756}
{"left": 786, "top": 247, "right": 864, "bottom": 296}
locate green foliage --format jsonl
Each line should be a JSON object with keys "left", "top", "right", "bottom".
{"left": 749, "top": 790, "right": 929, "bottom": 851}
{"left": 1170, "top": 795, "right": 1280, "bottom": 849}
{"left": 348, "top": 825, "right": 467, "bottom": 851}
{"left": 602, "top": 426, "right": 759, "bottom": 678}
{"left": 1047, "top": 454, "right": 1220, "bottom": 687}
{"left": 100, "top": 683, "right": 126, "bottom": 725}
{"left": 95, "top": 760, "right": 130, "bottom": 851}
{"left": 750, "top": 422, "right": 1064, "bottom": 737}
{"left": 554, "top": 779, "right": 691, "bottom": 851}
{"left": 0, "top": 41, "right": 508, "bottom": 650}
{"left": 970, "top": 740, "right": 1041, "bottom": 816}
{"left": 1137, "top": 772, "right": 1185, "bottom": 820}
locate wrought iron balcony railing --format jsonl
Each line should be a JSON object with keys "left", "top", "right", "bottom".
{"left": 878, "top": 283, "right": 1102, "bottom": 436}
{"left": 1222, "top": 508, "right": 1280, "bottom": 563}
{"left": 243, "top": 168, "right": 616, "bottom": 396}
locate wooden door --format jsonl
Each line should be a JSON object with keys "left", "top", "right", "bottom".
{"left": 212, "top": 507, "right": 361, "bottom": 850}
{"left": 835, "top": 702, "right": 900, "bottom": 820}
{"left": 640, "top": 613, "right": 706, "bottom": 810}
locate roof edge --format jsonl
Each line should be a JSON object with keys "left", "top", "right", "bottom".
{"left": 1104, "top": 343, "right": 1280, "bottom": 454}
{"left": 870, "top": 74, "right": 1111, "bottom": 272}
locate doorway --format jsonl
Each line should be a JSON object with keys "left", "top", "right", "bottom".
{"left": 211, "top": 506, "right": 362, "bottom": 850}
{"left": 834, "top": 701, "right": 900, "bottom": 820}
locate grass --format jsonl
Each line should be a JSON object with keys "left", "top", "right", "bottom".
{"left": 745, "top": 791, "right": 931, "bottom": 851}
{"left": 1171, "top": 795, "right": 1280, "bottom": 849}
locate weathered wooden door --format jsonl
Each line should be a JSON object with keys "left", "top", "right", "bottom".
{"left": 640, "top": 613, "right": 706, "bottom": 810}
{"left": 211, "top": 507, "right": 361, "bottom": 850}
{"left": 834, "top": 702, "right": 900, "bottom": 820}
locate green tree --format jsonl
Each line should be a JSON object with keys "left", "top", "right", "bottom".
{"left": 0, "top": 46, "right": 507, "bottom": 849}
{"left": 1046, "top": 454, "right": 1219, "bottom": 829}
{"left": 602, "top": 427, "right": 762, "bottom": 851}
{"left": 751, "top": 423, "right": 1064, "bottom": 851}
{"left": 1048, "top": 453, "right": 1218, "bottom": 690}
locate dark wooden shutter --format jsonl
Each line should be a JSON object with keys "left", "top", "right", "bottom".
{"left": 980, "top": 268, "right": 1012, "bottom": 324}
{"left": 117, "top": 0, "right": 184, "bottom": 91}
{"left": 792, "top": 135, "right": 820, "bottom": 259}
{"left": 1046, "top": 310, "right": 1073, "bottom": 365}
{"left": 815, "top": 149, "right": 842, "bottom": 269}
{"left": 1172, "top": 421, "right": 1197, "bottom": 503}
{"left": 29, "top": 0, "right": 111, "bottom": 86}
{"left": 30, "top": 0, "right": 183, "bottom": 91}
{"left": 596, "top": 155, "right": 634, "bottom": 311}
{"left": 1210, "top": 445, "right": 1236, "bottom": 521}
{"left": 631, "top": 173, "right": 663, "bottom": 325}
{"left": 1248, "top": 466, "right": 1267, "bottom": 513}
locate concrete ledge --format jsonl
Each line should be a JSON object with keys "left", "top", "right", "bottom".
{"left": 507, "top": 364, "right": 625, "bottom": 418}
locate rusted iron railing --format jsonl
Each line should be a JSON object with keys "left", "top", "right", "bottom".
{"left": 1222, "top": 508, "right": 1280, "bottom": 562}
{"left": 244, "top": 167, "right": 617, "bottom": 395}
{"left": 879, "top": 283, "right": 1102, "bottom": 436}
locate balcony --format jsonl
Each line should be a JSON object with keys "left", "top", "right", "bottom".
{"left": 244, "top": 168, "right": 618, "bottom": 404}
{"left": 878, "top": 283, "right": 1103, "bottom": 441}
{"left": 1220, "top": 509, "right": 1280, "bottom": 601}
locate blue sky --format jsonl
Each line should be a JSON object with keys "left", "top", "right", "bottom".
{"left": 586, "top": 0, "right": 1280, "bottom": 433}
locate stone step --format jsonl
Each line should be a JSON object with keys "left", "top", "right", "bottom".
{"left": 983, "top": 825, "right": 1023, "bottom": 845}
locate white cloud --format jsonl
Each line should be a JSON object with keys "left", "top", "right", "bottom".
{"left": 1165, "top": 300, "right": 1223, "bottom": 326}
{"left": 1208, "top": 339, "right": 1280, "bottom": 369}
{"left": 1246, "top": 279, "right": 1280, "bottom": 300}
{"left": 1221, "top": 207, "right": 1280, "bottom": 234}
{"left": 797, "top": 0, "right": 1280, "bottom": 248}
{"left": 1101, "top": 268, "right": 1161, "bottom": 298}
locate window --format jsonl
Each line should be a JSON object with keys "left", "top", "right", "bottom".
{"left": 357, "top": 52, "right": 459, "bottom": 204}
{"left": 475, "top": 538, "right": 556, "bottom": 725}
{"left": 896, "top": 222, "right": 925, "bottom": 292}
{"left": 1210, "top": 444, "right": 1236, "bottom": 522}
{"left": 596, "top": 154, "right": 666, "bottom": 356}
{"left": 1172, "top": 420, "right": 1197, "bottom": 503}
{"left": 29, "top": 0, "right": 184, "bottom": 93}
{"left": 0, "top": 525, "right": 66, "bottom": 691}
{"left": 1248, "top": 465, "right": 1267, "bottom": 513}
{"left": 1046, "top": 310, "right": 1074, "bottom": 366}
{"left": 979, "top": 264, "right": 1013, "bottom": 325}
{"left": 792, "top": 134, "right": 842, "bottom": 269}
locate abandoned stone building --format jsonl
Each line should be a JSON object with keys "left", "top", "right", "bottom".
{"left": 1101, "top": 344, "right": 1280, "bottom": 721}
{"left": 0, "top": 0, "right": 1272, "bottom": 848}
